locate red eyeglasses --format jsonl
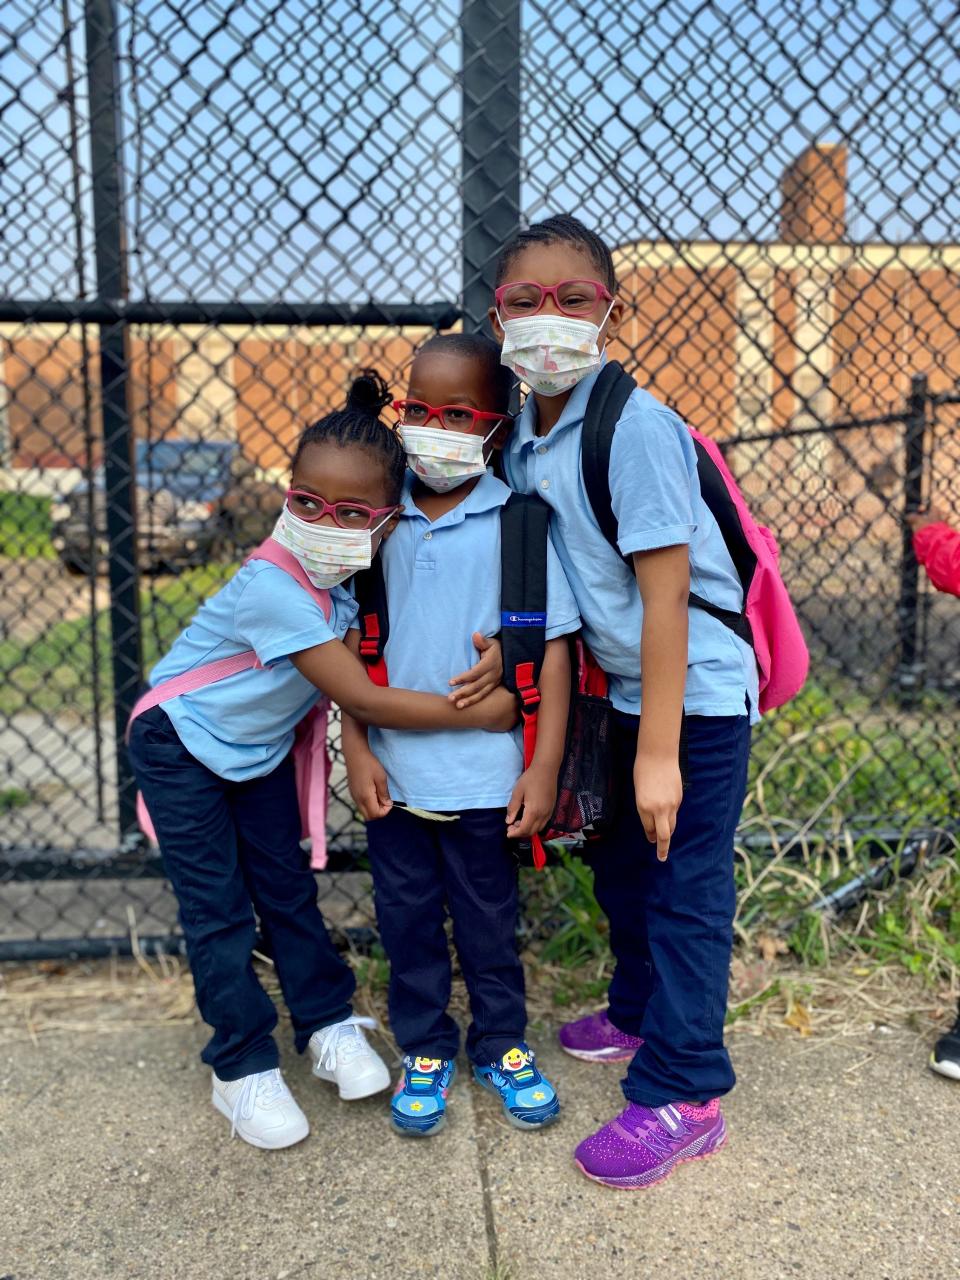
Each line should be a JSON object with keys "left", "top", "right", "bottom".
{"left": 392, "top": 399, "right": 509, "bottom": 434}
{"left": 494, "top": 278, "right": 613, "bottom": 319}
{"left": 285, "top": 489, "right": 398, "bottom": 530}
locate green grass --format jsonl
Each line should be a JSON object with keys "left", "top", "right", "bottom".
{"left": 0, "top": 786, "right": 30, "bottom": 812}
{"left": 0, "top": 563, "right": 238, "bottom": 717}
{"left": 0, "top": 491, "right": 56, "bottom": 558}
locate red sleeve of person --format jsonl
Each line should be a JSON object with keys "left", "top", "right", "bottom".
{"left": 912, "top": 518, "right": 960, "bottom": 598}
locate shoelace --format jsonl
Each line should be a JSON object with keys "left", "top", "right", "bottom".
{"left": 312, "top": 1015, "right": 378, "bottom": 1072}
{"left": 231, "top": 1068, "right": 286, "bottom": 1138}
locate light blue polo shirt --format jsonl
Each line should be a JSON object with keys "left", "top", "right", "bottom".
{"left": 502, "top": 367, "right": 759, "bottom": 722}
{"left": 149, "top": 561, "right": 357, "bottom": 781}
{"left": 362, "top": 471, "right": 581, "bottom": 810}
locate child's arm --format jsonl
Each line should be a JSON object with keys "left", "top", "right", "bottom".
{"left": 633, "top": 544, "right": 689, "bottom": 862}
{"left": 909, "top": 511, "right": 960, "bottom": 598}
{"left": 505, "top": 637, "right": 571, "bottom": 838}
{"left": 340, "top": 632, "right": 393, "bottom": 820}
{"left": 291, "top": 638, "right": 517, "bottom": 732}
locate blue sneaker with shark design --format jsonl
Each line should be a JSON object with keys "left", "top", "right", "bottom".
{"left": 391, "top": 1056, "right": 456, "bottom": 1136}
{"left": 473, "top": 1044, "right": 560, "bottom": 1129}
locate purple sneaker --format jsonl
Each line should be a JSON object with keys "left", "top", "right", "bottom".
{"left": 574, "top": 1099, "right": 726, "bottom": 1189}
{"left": 558, "top": 1009, "right": 643, "bottom": 1063}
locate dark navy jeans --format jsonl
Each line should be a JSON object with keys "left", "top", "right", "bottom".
{"left": 588, "top": 710, "right": 751, "bottom": 1107}
{"left": 128, "top": 706, "right": 355, "bottom": 1080}
{"left": 366, "top": 804, "right": 526, "bottom": 1065}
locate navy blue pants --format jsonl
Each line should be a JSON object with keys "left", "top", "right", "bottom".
{"left": 366, "top": 805, "right": 525, "bottom": 1065}
{"left": 128, "top": 707, "right": 355, "bottom": 1080}
{"left": 588, "top": 710, "right": 751, "bottom": 1107}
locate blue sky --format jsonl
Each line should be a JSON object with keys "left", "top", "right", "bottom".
{"left": 2, "top": 0, "right": 958, "bottom": 303}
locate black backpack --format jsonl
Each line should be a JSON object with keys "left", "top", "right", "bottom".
{"left": 354, "top": 493, "right": 614, "bottom": 868}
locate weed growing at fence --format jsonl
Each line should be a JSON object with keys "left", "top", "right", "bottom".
{"left": 520, "top": 814, "right": 959, "bottom": 1012}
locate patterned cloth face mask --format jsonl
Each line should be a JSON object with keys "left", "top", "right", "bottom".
{"left": 498, "top": 301, "right": 614, "bottom": 397}
{"left": 272, "top": 506, "right": 391, "bottom": 589}
{"left": 400, "top": 422, "right": 501, "bottom": 494}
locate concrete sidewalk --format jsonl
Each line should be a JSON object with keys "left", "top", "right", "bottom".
{"left": 1, "top": 1020, "right": 957, "bottom": 1280}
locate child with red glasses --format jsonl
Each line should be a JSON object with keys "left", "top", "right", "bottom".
{"left": 340, "top": 333, "right": 580, "bottom": 1136}
{"left": 127, "top": 373, "right": 517, "bottom": 1151}
{"left": 492, "top": 215, "right": 757, "bottom": 1189}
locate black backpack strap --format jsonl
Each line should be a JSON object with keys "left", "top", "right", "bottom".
{"left": 581, "top": 360, "right": 638, "bottom": 558}
{"left": 500, "top": 491, "right": 550, "bottom": 870}
{"left": 499, "top": 492, "right": 549, "bottom": 703}
{"left": 352, "top": 557, "right": 390, "bottom": 686}
{"left": 580, "top": 362, "right": 754, "bottom": 647}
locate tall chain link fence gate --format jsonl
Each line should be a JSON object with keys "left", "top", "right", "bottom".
{"left": 1, "top": 0, "right": 958, "bottom": 958}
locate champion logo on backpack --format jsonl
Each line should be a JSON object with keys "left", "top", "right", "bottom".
{"left": 580, "top": 362, "right": 809, "bottom": 714}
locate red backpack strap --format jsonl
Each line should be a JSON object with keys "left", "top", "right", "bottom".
{"left": 245, "top": 537, "right": 332, "bottom": 620}
{"left": 353, "top": 558, "right": 390, "bottom": 686}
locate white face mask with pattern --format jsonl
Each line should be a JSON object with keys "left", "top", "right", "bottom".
{"left": 400, "top": 422, "right": 500, "bottom": 493}
{"left": 498, "top": 302, "right": 614, "bottom": 396}
{"left": 271, "top": 507, "right": 390, "bottom": 589}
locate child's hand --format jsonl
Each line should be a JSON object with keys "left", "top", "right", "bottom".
{"left": 448, "top": 634, "right": 503, "bottom": 708}
{"left": 907, "top": 504, "right": 950, "bottom": 532}
{"left": 346, "top": 750, "right": 393, "bottom": 821}
{"left": 506, "top": 764, "right": 557, "bottom": 839}
{"left": 634, "top": 750, "right": 683, "bottom": 861}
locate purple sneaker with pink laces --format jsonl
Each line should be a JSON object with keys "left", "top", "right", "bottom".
{"left": 557, "top": 1009, "right": 643, "bottom": 1063}
{"left": 574, "top": 1099, "right": 727, "bottom": 1189}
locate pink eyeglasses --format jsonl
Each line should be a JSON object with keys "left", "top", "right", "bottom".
{"left": 286, "top": 489, "right": 399, "bottom": 530}
{"left": 494, "top": 278, "right": 613, "bottom": 319}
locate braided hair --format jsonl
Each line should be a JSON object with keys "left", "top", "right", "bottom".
{"left": 292, "top": 369, "right": 405, "bottom": 502}
{"left": 495, "top": 213, "right": 617, "bottom": 293}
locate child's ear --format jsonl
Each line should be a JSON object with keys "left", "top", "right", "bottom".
{"left": 488, "top": 418, "right": 512, "bottom": 452}
{"left": 488, "top": 306, "right": 504, "bottom": 342}
{"left": 601, "top": 297, "right": 626, "bottom": 344}
{"left": 379, "top": 506, "right": 403, "bottom": 543}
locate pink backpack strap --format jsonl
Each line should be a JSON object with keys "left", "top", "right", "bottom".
{"left": 126, "top": 650, "right": 260, "bottom": 743}
{"left": 127, "top": 540, "right": 332, "bottom": 743}
{"left": 246, "top": 537, "right": 332, "bottom": 620}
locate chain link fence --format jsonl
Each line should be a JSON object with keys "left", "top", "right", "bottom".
{"left": 2, "top": 0, "right": 959, "bottom": 959}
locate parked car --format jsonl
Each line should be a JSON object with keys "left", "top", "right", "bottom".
{"left": 50, "top": 440, "right": 283, "bottom": 574}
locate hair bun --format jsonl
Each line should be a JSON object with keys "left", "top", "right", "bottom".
{"left": 346, "top": 368, "right": 391, "bottom": 419}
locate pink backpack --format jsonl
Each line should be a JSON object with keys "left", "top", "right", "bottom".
{"left": 125, "top": 538, "right": 333, "bottom": 868}
{"left": 581, "top": 362, "right": 809, "bottom": 713}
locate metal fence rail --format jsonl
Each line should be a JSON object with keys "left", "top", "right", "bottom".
{"left": 1, "top": 0, "right": 959, "bottom": 959}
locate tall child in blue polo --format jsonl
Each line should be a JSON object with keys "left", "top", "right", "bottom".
{"left": 127, "top": 374, "right": 519, "bottom": 1152}
{"left": 340, "top": 333, "right": 580, "bottom": 1135}
{"left": 492, "top": 216, "right": 757, "bottom": 1189}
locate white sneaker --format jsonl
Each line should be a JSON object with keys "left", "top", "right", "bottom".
{"left": 309, "top": 1015, "right": 391, "bottom": 1100}
{"left": 211, "top": 1067, "right": 310, "bottom": 1149}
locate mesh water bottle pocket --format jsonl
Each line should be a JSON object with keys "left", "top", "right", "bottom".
{"left": 546, "top": 693, "right": 614, "bottom": 836}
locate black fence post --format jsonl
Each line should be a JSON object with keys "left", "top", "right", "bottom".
{"left": 84, "top": 0, "right": 142, "bottom": 836}
{"left": 460, "top": 0, "right": 521, "bottom": 333}
{"left": 896, "top": 373, "right": 929, "bottom": 701}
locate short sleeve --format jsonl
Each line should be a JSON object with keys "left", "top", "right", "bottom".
{"left": 608, "top": 402, "right": 698, "bottom": 556}
{"left": 234, "top": 563, "right": 337, "bottom": 667}
{"left": 545, "top": 533, "right": 581, "bottom": 641}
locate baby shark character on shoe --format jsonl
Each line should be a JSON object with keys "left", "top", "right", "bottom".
{"left": 473, "top": 1044, "right": 560, "bottom": 1130}
{"left": 391, "top": 1056, "right": 456, "bottom": 1136}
